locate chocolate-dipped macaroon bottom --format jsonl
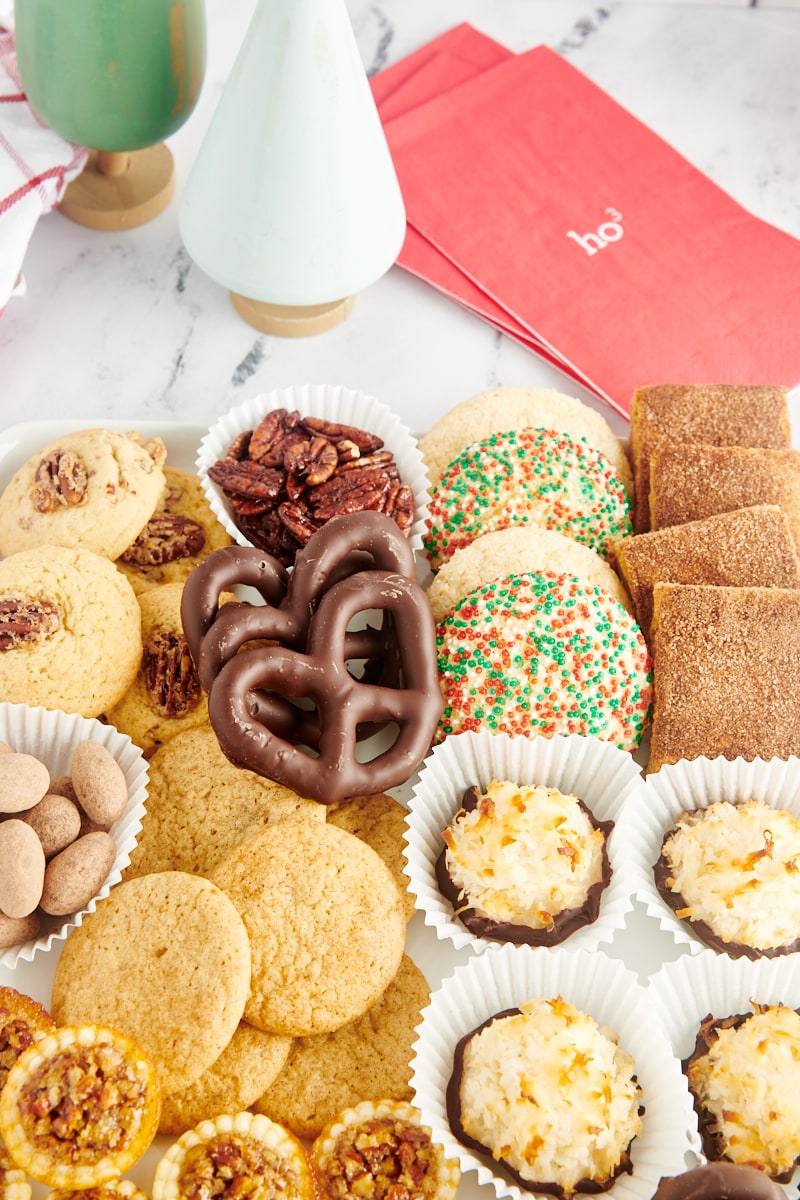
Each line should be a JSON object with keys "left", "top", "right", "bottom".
{"left": 653, "top": 1163, "right": 787, "bottom": 1200}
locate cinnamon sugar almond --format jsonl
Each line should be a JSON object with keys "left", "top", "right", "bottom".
{"left": 648, "top": 582, "right": 800, "bottom": 772}
{"left": 629, "top": 384, "right": 791, "bottom": 532}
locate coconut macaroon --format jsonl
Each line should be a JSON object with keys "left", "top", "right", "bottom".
{"left": 684, "top": 1004, "right": 800, "bottom": 1180}
{"left": 447, "top": 997, "right": 643, "bottom": 1198}
{"left": 655, "top": 799, "right": 800, "bottom": 957}
{"left": 426, "top": 527, "right": 632, "bottom": 623}
{"left": 417, "top": 386, "right": 632, "bottom": 497}
{"left": 436, "top": 781, "right": 612, "bottom": 946}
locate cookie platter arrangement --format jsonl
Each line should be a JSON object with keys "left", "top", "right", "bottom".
{"left": 1, "top": 381, "right": 800, "bottom": 1200}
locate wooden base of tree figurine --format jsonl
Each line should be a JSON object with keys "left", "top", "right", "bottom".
{"left": 58, "top": 145, "right": 175, "bottom": 231}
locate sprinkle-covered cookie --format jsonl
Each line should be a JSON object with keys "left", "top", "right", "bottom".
{"left": 424, "top": 428, "right": 632, "bottom": 572}
{"left": 435, "top": 572, "right": 652, "bottom": 752}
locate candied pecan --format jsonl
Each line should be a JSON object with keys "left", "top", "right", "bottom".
{"left": 278, "top": 501, "right": 322, "bottom": 546}
{"left": 336, "top": 439, "right": 362, "bottom": 464}
{"left": 301, "top": 416, "right": 384, "bottom": 454}
{"left": 208, "top": 459, "right": 285, "bottom": 501}
{"left": 249, "top": 408, "right": 304, "bottom": 465}
{"left": 30, "top": 450, "right": 88, "bottom": 513}
{"left": 225, "top": 430, "right": 253, "bottom": 462}
{"left": 0, "top": 598, "right": 61, "bottom": 650}
{"left": 312, "top": 466, "right": 394, "bottom": 505}
{"left": 119, "top": 513, "right": 207, "bottom": 566}
{"left": 384, "top": 484, "right": 415, "bottom": 533}
{"left": 312, "top": 478, "right": 392, "bottom": 521}
{"left": 336, "top": 450, "right": 396, "bottom": 474}
{"left": 284, "top": 436, "right": 338, "bottom": 486}
{"left": 143, "top": 630, "right": 201, "bottom": 718}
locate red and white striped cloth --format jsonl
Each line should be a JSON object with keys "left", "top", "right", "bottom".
{"left": 0, "top": 21, "right": 88, "bottom": 312}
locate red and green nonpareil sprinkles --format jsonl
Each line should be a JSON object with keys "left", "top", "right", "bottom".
{"left": 423, "top": 426, "right": 633, "bottom": 572}
{"left": 435, "top": 570, "right": 653, "bottom": 752}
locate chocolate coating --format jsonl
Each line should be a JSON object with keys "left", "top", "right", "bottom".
{"left": 447, "top": 1008, "right": 635, "bottom": 1198}
{"left": 652, "top": 1163, "right": 788, "bottom": 1200}
{"left": 183, "top": 513, "right": 442, "bottom": 805}
{"left": 435, "top": 786, "right": 613, "bottom": 946}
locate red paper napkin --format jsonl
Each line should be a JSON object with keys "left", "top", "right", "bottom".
{"left": 375, "top": 26, "right": 800, "bottom": 418}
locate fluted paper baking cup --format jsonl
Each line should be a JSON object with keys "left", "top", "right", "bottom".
{"left": 197, "top": 384, "right": 431, "bottom": 554}
{"left": 649, "top": 948, "right": 800, "bottom": 1061}
{"left": 411, "top": 943, "right": 699, "bottom": 1200}
{"left": 404, "top": 730, "right": 641, "bottom": 954}
{"left": 649, "top": 951, "right": 800, "bottom": 1191}
{"left": 0, "top": 702, "right": 149, "bottom": 969}
{"left": 615, "top": 754, "right": 800, "bottom": 956}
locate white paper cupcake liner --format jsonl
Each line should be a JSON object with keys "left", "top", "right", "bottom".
{"left": 196, "top": 384, "right": 431, "bottom": 555}
{"left": 649, "top": 951, "right": 800, "bottom": 1191}
{"left": 615, "top": 754, "right": 800, "bottom": 957}
{"left": 0, "top": 702, "right": 149, "bottom": 969}
{"left": 404, "top": 730, "right": 641, "bottom": 954}
{"left": 411, "top": 943, "right": 699, "bottom": 1200}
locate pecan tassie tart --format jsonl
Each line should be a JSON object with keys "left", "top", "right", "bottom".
{"left": 654, "top": 798, "right": 800, "bottom": 958}
{"left": 206, "top": 408, "right": 415, "bottom": 566}
{"left": 0, "top": 1024, "right": 161, "bottom": 1189}
{"left": 0, "top": 1146, "right": 30, "bottom": 1200}
{"left": 45, "top": 1183, "right": 150, "bottom": 1200}
{"left": 152, "top": 1111, "right": 315, "bottom": 1200}
{"left": 447, "top": 998, "right": 643, "bottom": 1198}
{"left": 683, "top": 1004, "right": 800, "bottom": 1182}
{"left": 435, "top": 781, "right": 613, "bottom": 946}
{"left": 309, "top": 1099, "right": 460, "bottom": 1200}
{"left": 0, "top": 986, "right": 56, "bottom": 1094}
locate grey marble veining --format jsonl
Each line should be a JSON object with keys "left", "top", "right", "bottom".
{"left": 2, "top": 0, "right": 799, "bottom": 438}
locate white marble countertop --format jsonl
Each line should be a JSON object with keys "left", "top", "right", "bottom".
{"left": 3, "top": 0, "right": 800, "bottom": 439}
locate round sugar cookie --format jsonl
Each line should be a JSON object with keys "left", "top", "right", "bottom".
{"left": 418, "top": 386, "right": 632, "bottom": 495}
{"left": 426, "top": 527, "right": 632, "bottom": 623}
{"left": 0, "top": 428, "right": 166, "bottom": 560}
{"left": 209, "top": 821, "right": 406, "bottom": 1037}
{"left": 50, "top": 871, "right": 251, "bottom": 1095}
{"left": 253, "top": 953, "right": 429, "bottom": 1139}
{"left": 435, "top": 571, "right": 652, "bottom": 752}
{"left": 326, "top": 792, "right": 415, "bottom": 922}
{"left": 116, "top": 466, "right": 232, "bottom": 595}
{"left": 104, "top": 581, "right": 211, "bottom": 756}
{"left": 424, "top": 427, "right": 633, "bottom": 572}
{"left": 158, "top": 1021, "right": 293, "bottom": 1136}
{"left": 0, "top": 545, "right": 142, "bottom": 717}
{"left": 122, "top": 725, "right": 324, "bottom": 881}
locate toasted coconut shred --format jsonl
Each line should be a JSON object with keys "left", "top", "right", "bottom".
{"left": 686, "top": 1005, "right": 800, "bottom": 1178}
{"left": 443, "top": 782, "right": 606, "bottom": 928}
{"left": 661, "top": 799, "right": 800, "bottom": 949}
{"left": 456, "top": 997, "right": 642, "bottom": 1195}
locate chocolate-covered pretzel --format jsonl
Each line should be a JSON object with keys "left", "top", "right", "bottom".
{"left": 207, "top": 569, "right": 442, "bottom": 803}
{"left": 182, "top": 512, "right": 441, "bottom": 803}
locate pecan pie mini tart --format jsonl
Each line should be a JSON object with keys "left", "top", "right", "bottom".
{"left": 152, "top": 1111, "right": 315, "bottom": 1200}
{"left": 0, "top": 1146, "right": 31, "bottom": 1200}
{"left": 446, "top": 998, "right": 643, "bottom": 1199}
{"left": 309, "top": 1099, "right": 460, "bottom": 1200}
{"left": 654, "top": 798, "right": 800, "bottom": 958}
{"left": 0, "top": 985, "right": 56, "bottom": 1094}
{"left": 435, "top": 780, "right": 613, "bottom": 946}
{"left": 683, "top": 1003, "right": 800, "bottom": 1181}
{"left": 45, "top": 1183, "right": 150, "bottom": 1200}
{"left": 0, "top": 1024, "right": 161, "bottom": 1189}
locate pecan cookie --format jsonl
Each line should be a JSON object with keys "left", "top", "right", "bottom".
{"left": 116, "top": 466, "right": 232, "bottom": 595}
{"left": 104, "top": 581, "right": 211, "bottom": 756}
{"left": 121, "top": 725, "right": 324, "bottom": 881}
{"left": 0, "top": 429, "right": 166, "bottom": 560}
{"left": 0, "top": 545, "right": 142, "bottom": 718}
{"left": 326, "top": 793, "right": 415, "bottom": 922}
{"left": 50, "top": 871, "right": 251, "bottom": 1095}
{"left": 209, "top": 821, "right": 406, "bottom": 1037}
